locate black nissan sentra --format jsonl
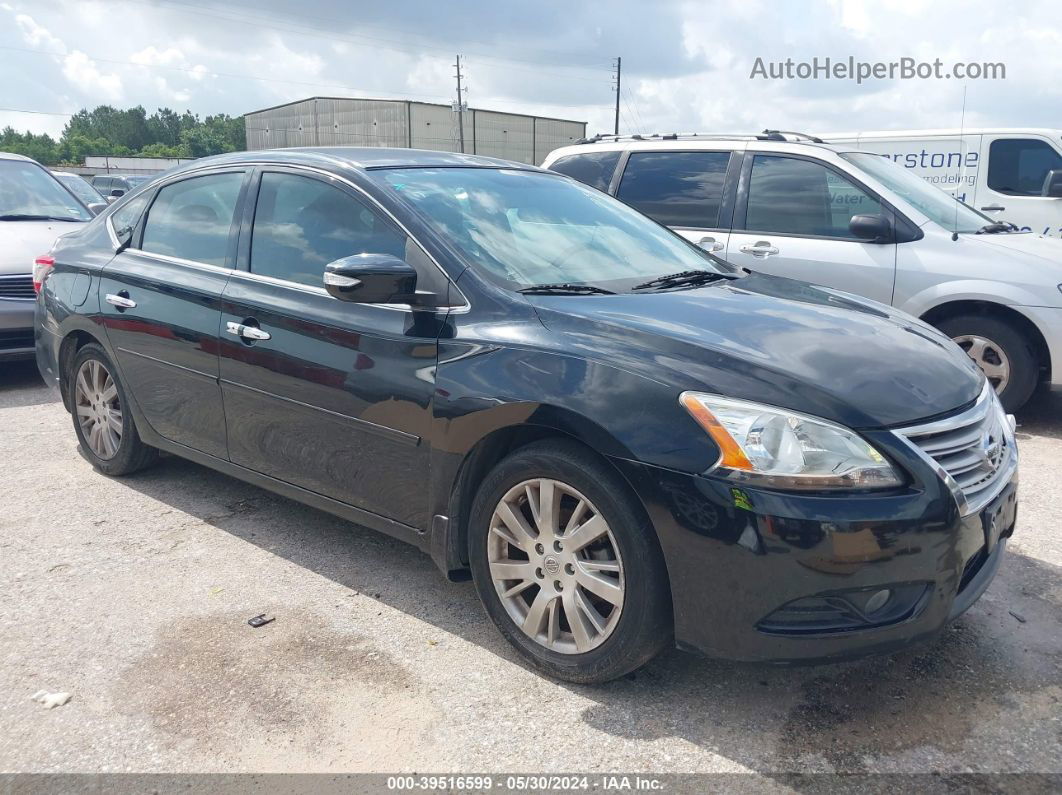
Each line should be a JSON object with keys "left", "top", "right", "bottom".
{"left": 35, "top": 148, "right": 1018, "bottom": 683}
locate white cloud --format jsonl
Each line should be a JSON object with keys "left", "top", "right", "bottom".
{"left": 62, "top": 50, "right": 123, "bottom": 102}
{"left": 15, "top": 13, "right": 65, "bottom": 51}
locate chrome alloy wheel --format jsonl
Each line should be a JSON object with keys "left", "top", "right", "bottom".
{"left": 953, "top": 334, "right": 1011, "bottom": 393}
{"left": 487, "top": 478, "right": 625, "bottom": 654}
{"left": 74, "top": 359, "right": 123, "bottom": 459}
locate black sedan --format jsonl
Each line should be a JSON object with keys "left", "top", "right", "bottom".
{"left": 34, "top": 148, "right": 1018, "bottom": 683}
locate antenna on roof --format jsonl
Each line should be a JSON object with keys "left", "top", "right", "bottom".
{"left": 952, "top": 85, "right": 967, "bottom": 242}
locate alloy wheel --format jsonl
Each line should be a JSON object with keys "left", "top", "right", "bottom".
{"left": 953, "top": 334, "right": 1011, "bottom": 393}
{"left": 74, "top": 359, "right": 123, "bottom": 460}
{"left": 487, "top": 478, "right": 625, "bottom": 654}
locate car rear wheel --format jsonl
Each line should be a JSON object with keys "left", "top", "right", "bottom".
{"left": 469, "top": 440, "right": 671, "bottom": 683}
{"left": 934, "top": 314, "right": 1038, "bottom": 412}
{"left": 70, "top": 344, "right": 157, "bottom": 476}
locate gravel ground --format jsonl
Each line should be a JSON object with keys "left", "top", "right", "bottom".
{"left": 1, "top": 359, "right": 1060, "bottom": 777}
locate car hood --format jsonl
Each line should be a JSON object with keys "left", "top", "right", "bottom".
{"left": 0, "top": 220, "right": 82, "bottom": 275}
{"left": 966, "top": 230, "right": 1062, "bottom": 267}
{"left": 529, "top": 272, "right": 984, "bottom": 429}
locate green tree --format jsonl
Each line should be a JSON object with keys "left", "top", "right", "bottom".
{"left": 0, "top": 127, "right": 59, "bottom": 164}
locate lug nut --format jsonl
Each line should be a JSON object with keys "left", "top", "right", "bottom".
{"left": 535, "top": 567, "right": 544, "bottom": 579}
{"left": 565, "top": 563, "right": 575, "bottom": 575}
{"left": 535, "top": 543, "right": 544, "bottom": 554}
{"left": 553, "top": 540, "right": 563, "bottom": 552}
{"left": 554, "top": 580, "right": 563, "bottom": 591}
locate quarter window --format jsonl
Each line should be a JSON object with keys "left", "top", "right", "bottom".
{"left": 110, "top": 192, "right": 151, "bottom": 246}
{"left": 249, "top": 172, "right": 443, "bottom": 293}
{"left": 744, "top": 155, "right": 884, "bottom": 238}
{"left": 548, "top": 151, "right": 622, "bottom": 193}
{"left": 616, "top": 151, "right": 731, "bottom": 228}
{"left": 141, "top": 172, "right": 244, "bottom": 266}
{"left": 988, "top": 138, "right": 1062, "bottom": 196}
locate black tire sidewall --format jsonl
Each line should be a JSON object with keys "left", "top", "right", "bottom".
{"left": 468, "top": 440, "right": 671, "bottom": 683}
{"left": 936, "top": 314, "right": 1038, "bottom": 412}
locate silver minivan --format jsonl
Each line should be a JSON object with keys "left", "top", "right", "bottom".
{"left": 0, "top": 152, "right": 92, "bottom": 361}
{"left": 543, "top": 133, "right": 1062, "bottom": 411}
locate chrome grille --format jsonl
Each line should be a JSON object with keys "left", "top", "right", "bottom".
{"left": 0, "top": 274, "right": 35, "bottom": 300}
{"left": 893, "top": 383, "right": 1016, "bottom": 516}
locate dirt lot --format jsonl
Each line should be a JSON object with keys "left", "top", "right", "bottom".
{"left": 1, "top": 359, "right": 1060, "bottom": 777}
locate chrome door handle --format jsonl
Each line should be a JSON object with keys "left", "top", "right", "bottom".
{"left": 981, "top": 204, "right": 1006, "bottom": 211}
{"left": 225, "top": 321, "right": 271, "bottom": 341}
{"left": 739, "top": 241, "right": 780, "bottom": 258}
{"left": 105, "top": 293, "right": 136, "bottom": 309}
{"left": 697, "top": 236, "right": 724, "bottom": 253}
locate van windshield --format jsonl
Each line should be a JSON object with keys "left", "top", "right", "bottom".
{"left": 372, "top": 167, "right": 734, "bottom": 292}
{"left": 841, "top": 152, "right": 991, "bottom": 233}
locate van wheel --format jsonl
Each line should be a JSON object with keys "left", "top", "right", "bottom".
{"left": 934, "top": 314, "right": 1038, "bottom": 412}
{"left": 69, "top": 343, "right": 157, "bottom": 476}
{"left": 468, "top": 440, "right": 671, "bottom": 684}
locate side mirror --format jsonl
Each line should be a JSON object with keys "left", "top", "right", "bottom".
{"left": 324, "top": 253, "right": 420, "bottom": 304}
{"left": 110, "top": 189, "right": 124, "bottom": 198}
{"left": 87, "top": 202, "right": 108, "bottom": 216}
{"left": 849, "top": 213, "right": 893, "bottom": 243}
{"left": 1042, "top": 169, "right": 1062, "bottom": 198}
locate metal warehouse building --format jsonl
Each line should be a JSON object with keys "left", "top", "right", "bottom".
{"left": 244, "top": 97, "right": 587, "bottom": 165}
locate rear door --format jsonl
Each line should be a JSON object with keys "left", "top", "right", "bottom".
{"left": 725, "top": 153, "right": 897, "bottom": 304}
{"left": 614, "top": 149, "right": 738, "bottom": 254}
{"left": 99, "top": 168, "right": 248, "bottom": 458}
{"left": 218, "top": 167, "right": 451, "bottom": 529}
{"left": 976, "top": 134, "right": 1062, "bottom": 236}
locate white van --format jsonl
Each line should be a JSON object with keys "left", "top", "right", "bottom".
{"left": 542, "top": 132, "right": 1062, "bottom": 411}
{"left": 819, "top": 129, "right": 1062, "bottom": 237}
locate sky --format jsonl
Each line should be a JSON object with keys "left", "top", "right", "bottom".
{"left": 2, "top": 0, "right": 1060, "bottom": 143}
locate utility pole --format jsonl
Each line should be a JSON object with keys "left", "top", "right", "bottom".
{"left": 612, "top": 56, "right": 622, "bottom": 135}
{"left": 454, "top": 54, "right": 466, "bottom": 153}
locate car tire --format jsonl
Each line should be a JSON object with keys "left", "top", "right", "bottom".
{"left": 934, "top": 314, "right": 1038, "bottom": 412}
{"left": 468, "top": 439, "right": 671, "bottom": 684}
{"left": 69, "top": 343, "right": 157, "bottom": 476}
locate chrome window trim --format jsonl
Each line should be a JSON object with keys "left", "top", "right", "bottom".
{"left": 108, "top": 160, "right": 470, "bottom": 313}
{"left": 891, "top": 382, "right": 1018, "bottom": 516}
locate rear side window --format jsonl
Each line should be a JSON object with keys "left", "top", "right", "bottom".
{"left": 988, "top": 138, "right": 1062, "bottom": 196}
{"left": 141, "top": 172, "right": 244, "bottom": 266}
{"left": 249, "top": 172, "right": 422, "bottom": 289}
{"left": 548, "top": 151, "right": 622, "bottom": 193}
{"left": 93, "top": 177, "right": 111, "bottom": 190}
{"left": 616, "top": 151, "right": 731, "bottom": 228}
{"left": 744, "top": 155, "right": 884, "bottom": 238}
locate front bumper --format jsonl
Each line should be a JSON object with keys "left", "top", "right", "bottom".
{"left": 612, "top": 432, "right": 1017, "bottom": 664}
{"left": 0, "top": 298, "right": 35, "bottom": 361}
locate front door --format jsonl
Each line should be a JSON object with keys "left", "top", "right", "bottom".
{"left": 218, "top": 168, "right": 449, "bottom": 529}
{"left": 725, "top": 153, "right": 897, "bottom": 305}
{"left": 99, "top": 169, "right": 247, "bottom": 458}
{"left": 975, "top": 134, "right": 1062, "bottom": 237}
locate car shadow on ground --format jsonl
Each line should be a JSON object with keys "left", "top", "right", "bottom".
{"left": 111, "top": 431, "right": 1062, "bottom": 774}
{"left": 0, "top": 360, "right": 58, "bottom": 409}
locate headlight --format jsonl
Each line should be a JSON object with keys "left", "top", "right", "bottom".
{"left": 679, "top": 392, "right": 903, "bottom": 490}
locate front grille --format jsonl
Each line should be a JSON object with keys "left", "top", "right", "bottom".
{"left": 0, "top": 329, "right": 34, "bottom": 350}
{"left": 0, "top": 274, "right": 35, "bottom": 300}
{"left": 893, "top": 383, "right": 1015, "bottom": 515}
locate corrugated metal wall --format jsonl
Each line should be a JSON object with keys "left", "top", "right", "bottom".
{"left": 245, "top": 98, "right": 586, "bottom": 164}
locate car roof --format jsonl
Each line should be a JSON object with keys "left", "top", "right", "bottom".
{"left": 546, "top": 137, "right": 850, "bottom": 162}
{"left": 0, "top": 151, "right": 37, "bottom": 163}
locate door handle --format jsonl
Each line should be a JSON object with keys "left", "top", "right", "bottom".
{"left": 225, "top": 321, "right": 271, "bottom": 341}
{"left": 981, "top": 204, "right": 1006, "bottom": 212}
{"left": 105, "top": 293, "right": 136, "bottom": 309}
{"left": 697, "top": 236, "right": 724, "bottom": 253}
{"left": 739, "top": 241, "right": 780, "bottom": 258}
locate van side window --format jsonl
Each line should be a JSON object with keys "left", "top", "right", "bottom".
{"left": 988, "top": 139, "right": 1062, "bottom": 196}
{"left": 548, "top": 151, "right": 622, "bottom": 193}
{"left": 744, "top": 155, "right": 884, "bottom": 238}
{"left": 250, "top": 172, "right": 447, "bottom": 295}
{"left": 141, "top": 171, "right": 244, "bottom": 266}
{"left": 617, "top": 151, "right": 731, "bottom": 228}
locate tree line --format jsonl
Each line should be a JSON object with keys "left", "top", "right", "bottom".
{"left": 0, "top": 105, "right": 246, "bottom": 165}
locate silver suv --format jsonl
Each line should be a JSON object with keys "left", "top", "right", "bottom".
{"left": 543, "top": 132, "right": 1062, "bottom": 411}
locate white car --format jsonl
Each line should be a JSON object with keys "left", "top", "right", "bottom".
{"left": 819, "top": 128, "right": 1062, "bottom": 238}
{"left": 1, "top": 152, "right": 92, "bottom": 361}
{"left": 542, "top": 132, "right": 1062, "bottom": 411}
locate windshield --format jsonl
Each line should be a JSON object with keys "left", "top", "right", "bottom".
{"left": 0, "top": 161, "right": 92, "bottom": 221}
{"left": 55, "top": 173, "right": 102, "bottom": 206}
{"left": 372, "top": 167, "right": 732, "bottom": 291}
{"left": 125, "top": 175, "right": 150, "bottom": 187}
{"left": 841, "top": 152, "right": 992, "bottom": 233}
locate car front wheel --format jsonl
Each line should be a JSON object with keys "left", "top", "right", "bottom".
{"left": 469, "top": 440, "right": 671, "bottom": 683}
{"left": 935, "top": 314, "right": 1038, "bottom": 412}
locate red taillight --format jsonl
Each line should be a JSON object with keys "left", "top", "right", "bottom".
{"left": 32, "top": 255, "right": 55, "bottom": 294}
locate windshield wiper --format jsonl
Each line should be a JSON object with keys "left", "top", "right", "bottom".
{"left": 518, "top": 283, "right": 616, "bottom": 295}
{"left": 0, "top": 213, "right": 82, "bottom": 222}
{"left": 975, "top": 221, "right": 1018, "bottom": 234}
{"left": 632, "top": 269, "right": 730, "bottom": 291}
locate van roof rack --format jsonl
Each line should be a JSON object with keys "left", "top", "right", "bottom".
{"left": 574, "top": 130, "right": 825, "bottom": 145}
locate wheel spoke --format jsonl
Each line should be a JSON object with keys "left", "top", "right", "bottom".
{"left": 546, "top": 598, "right": 561, "bottom": 646}
{"left": 75, "top": 404, "right": 94, "bottom": 420}
{"left": 489, "top": 560, "right": 535, "bottom": 582}
{"left": 495, "top": 501, "right": 537, "bottom": 550}
{"left": 522, "top": 589, "right": 555, "bottom": 637}
{"left": 574, "top": 589, "right": 607, "bottom": 634}
{"left": 76, "top": 370, "right": 92, "bottom": 401}
{"left": 502, "top": 579, "right": 535, "bottom": 599}
{"left": 562, "top": 591, "right": 593, "bottom": 652}
{"left": 100, "top": 381, "right": 118, "bottom": 403}
{"left": 578, "top": 559, "right": 620, "bottom": 574}
{"left": 980, "top": 358, "right": 1006, "bottom": 380}
{"left": 105, "top": 408, "right": 123, "bottom": 434}
{"left": 965, "top": 338, "right": 987, "bottom": 361}
{"left": 563, "top": 499, "right": 588, "bottom": 533}
{"left": 88, "top": 422, "right": 103, "bottom": 455}
{"left": 576, "top": 566, "right": 624, "bottom": 606}
{"left": 563, "top": 513, "right": 608, "bottom": 552}
{"left": 534, "top": 479, "right": 559, "bottom": 535}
